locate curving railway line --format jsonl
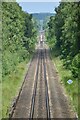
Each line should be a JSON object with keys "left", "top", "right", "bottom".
{"left": 9, "top": 32, "right": 77, "bottom": 119}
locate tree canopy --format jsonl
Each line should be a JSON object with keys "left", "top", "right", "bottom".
{"left": 2, "top": 2, "right": 37, "bottom": 77}
{"left": 47, "top": 2, "right": 80, "bottom": 79}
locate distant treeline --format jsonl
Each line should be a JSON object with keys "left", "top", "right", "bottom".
{"left": 2, "top": 2, "right": 37, "bottom": 77}
{"left": 32, "top": 13, "right": 55, "bottom": 20}
{"left": 47, "top": 2, "right": 80, "bottom": 79}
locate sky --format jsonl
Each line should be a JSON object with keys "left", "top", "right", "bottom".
{"left": 16, "top": 2, "right": 60, "bottom": 13}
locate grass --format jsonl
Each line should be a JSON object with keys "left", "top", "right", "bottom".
{"left": 0, "top": 49, "right": 2, "bottom": 119}
{"left": 2, "top": 60, "right": 29, "bottom": 118}
{"left": 0, "top": 90, "right": 1, "bottom": 118}
{"left": 50, "top": 47, "right": 78, "bottom": 117}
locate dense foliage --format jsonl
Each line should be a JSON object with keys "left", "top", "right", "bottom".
{"left": 47, "top": 2, "right": 80, "bottom": 79}
{"left": 2, "top": 2, "right": 37, "bottom": 77}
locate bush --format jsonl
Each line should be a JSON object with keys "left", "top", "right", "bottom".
{"left": 71, "top": 53, "right": 80, "bottom": 78}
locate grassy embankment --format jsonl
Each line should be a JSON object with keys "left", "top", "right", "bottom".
{"left": 0, "top": 50, "right": 2, "bottom": 119}
{"left": 2, "top": 57, "right": 31, "bottom": 118}
{"left": 50, "top": 47, "right": 78, "bottom": 117}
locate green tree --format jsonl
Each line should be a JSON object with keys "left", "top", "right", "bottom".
{"left": 47, "top": 2, "right": 80, "bottom": 78}
{"left": 2, "top": 2, "right": 37, "bottom": 77}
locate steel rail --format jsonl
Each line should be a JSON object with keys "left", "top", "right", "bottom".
{"left": 43, "top": 48, "right": 51, "bottom": 119}
{"left": 29, "top": 49, "right": 40, "bottom": 119}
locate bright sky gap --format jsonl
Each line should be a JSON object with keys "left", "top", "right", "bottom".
{"left": 17, "top": 2, "right": 60, "bottom": 13}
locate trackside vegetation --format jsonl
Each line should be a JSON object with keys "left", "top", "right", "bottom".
{"left": 2, "top": 2, "right": 38, "bottom": 118}
{"left": 46, "top": 2, "right": 80, "bottom": 117}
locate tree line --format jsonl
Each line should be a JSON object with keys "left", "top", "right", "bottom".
{"left": 2, "top": 2, "right": 37, "bottom": 77}
{"left": 47, "top": 2, "right": 80, "bottom": 79}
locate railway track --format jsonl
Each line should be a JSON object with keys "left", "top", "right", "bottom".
{"left": 29, "top": 48, "right": 51, "bottom": 119}
{"left": 9, "top": 43, "right": 51, "bottom": 119}
{"left": 9, "top": 33, "right": 76, "bottom": 119}
{"left": 10, "top": 48, "right": 40, "bottom": 119}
